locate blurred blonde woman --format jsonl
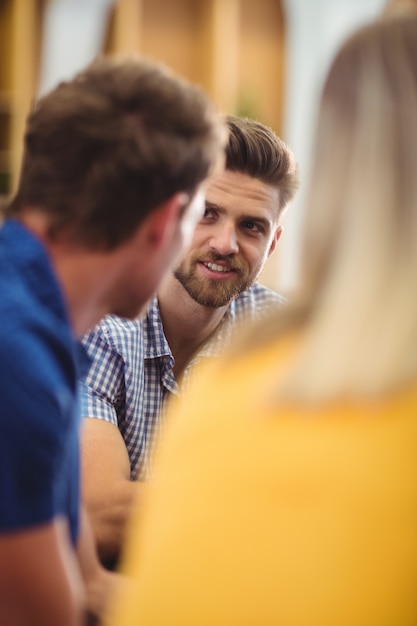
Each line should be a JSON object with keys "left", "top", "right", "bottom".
{"left": 106, "top": 14, "right": 417, "bottom": 626}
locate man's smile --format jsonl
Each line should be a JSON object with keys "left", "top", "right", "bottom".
{"left": 202, "top": 261, "right": 234, "bottom": 273}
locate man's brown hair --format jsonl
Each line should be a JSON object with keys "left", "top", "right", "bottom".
{"left": 6, "top": 56, "right": 225, "bottom": 249}
{"left": 224, "top": 115, "right": 299, "bottom": 214}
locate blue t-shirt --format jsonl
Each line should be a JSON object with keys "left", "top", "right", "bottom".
{"left": 0, "top": 219, "right": 87, "bottom": 545}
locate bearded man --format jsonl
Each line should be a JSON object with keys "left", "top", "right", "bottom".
{"left": 80, "top": 115, "right": 299, "bottom": 568}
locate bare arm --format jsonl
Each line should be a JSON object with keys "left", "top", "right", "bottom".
{"left": 0, "top": 518, "right": 84, "bottom": 626}
{"left": 76, "top": 505, "right": 127, "bottom": 624}
{"left": 80, "top": 418, "right": 147, "bottom": 564}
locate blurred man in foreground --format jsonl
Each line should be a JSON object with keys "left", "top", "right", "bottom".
{"left": 0, "top": 55, "right": 225, "bottom": 626}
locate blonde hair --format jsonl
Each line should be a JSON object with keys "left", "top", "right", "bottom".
{"left": 242, "top": 14, "right": 417, "bottom": 403}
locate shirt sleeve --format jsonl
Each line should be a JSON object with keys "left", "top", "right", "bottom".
{"left": 80, "top": 321, "right": 126, "bottom": 426}
{"left": 0, "top": 322, "right": 75, "bottom": 532}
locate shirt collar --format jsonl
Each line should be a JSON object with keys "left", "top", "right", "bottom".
{"left": 143, "top": 296, "right": 172, "bottom": 359}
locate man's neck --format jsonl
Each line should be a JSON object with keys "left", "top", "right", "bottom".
{"left": 157, "top": 276, "right": 229, "bottom": 379}
{"left": 18, "top": 211, "right": 129, "bottom": 338}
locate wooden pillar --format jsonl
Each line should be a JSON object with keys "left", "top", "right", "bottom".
{"left": 200, "top": 0, "right": 241, "bottom": 113}
{"left": 111, "top": 0, "right": 144, "bottom": 55}
{"left": 9, "top": 0, "right": 39, "bottom": 191}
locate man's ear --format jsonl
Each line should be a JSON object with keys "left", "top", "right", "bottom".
{"left": 267, "top": 225, "right": 283, "bottom": 257}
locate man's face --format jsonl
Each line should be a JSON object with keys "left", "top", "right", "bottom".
{"left": 103, "top": 187, "right": 207, "bottom": 321}
{"left": 174, "top": 169, "right": 282, "bottom": 308}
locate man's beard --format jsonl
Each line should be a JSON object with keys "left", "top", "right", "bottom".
{"left": 174, "top": 255, "right": 253, "bottom": 308}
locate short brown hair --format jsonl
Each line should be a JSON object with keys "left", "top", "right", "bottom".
{"left": 224, "top": 115, "right": 299, "bottom": 214}
{"left": 6, "top": 56, "right": 225, "bottom": 249}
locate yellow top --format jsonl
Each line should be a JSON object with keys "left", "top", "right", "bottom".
{"left": 107, "top": 336, "right": 417, "bottom": 626}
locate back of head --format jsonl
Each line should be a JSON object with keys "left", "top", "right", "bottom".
{"left": 299, "top": 14, "right": 417, "bottom": 399}
{"left": 304, "top": 13, "right": 417, "bottom": 284}
{"left": 5, "top": 56, "right": 226, "bottom": 249}
{"left": 252, "top": 14, "right": 417, "bottom": 402}
{"left": 223, "top": 115, "right": 299, "bottom": 215}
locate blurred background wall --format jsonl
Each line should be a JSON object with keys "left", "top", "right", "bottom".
{"left": 0, "top": 0, "right": 397, "bottom": 292}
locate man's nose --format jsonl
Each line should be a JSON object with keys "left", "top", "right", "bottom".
{"left": 209, "top": 224, "right": 239, "bottom": 255}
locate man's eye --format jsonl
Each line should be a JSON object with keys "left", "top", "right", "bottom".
{"left": 242, "top": 221, "right": 261, "bottom": 233}
{"left": 202, "top": 207, "right": 216, "bottom": 219}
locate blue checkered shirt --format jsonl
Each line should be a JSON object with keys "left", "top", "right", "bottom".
{"left": 80, "top": 283, "right": 284, "bottom": 480}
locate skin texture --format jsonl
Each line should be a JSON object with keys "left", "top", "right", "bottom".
{"left": 81, "top": 420, "right": 147, "bottom": 565}
{"left": 82, "top": 169, "right": 283, "bottom": 563}
{"left": 0, "top": 518, "right": 84, "bottom": 626}
{"left": 43, "top": 192, "right": 202, "bottom": 336}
